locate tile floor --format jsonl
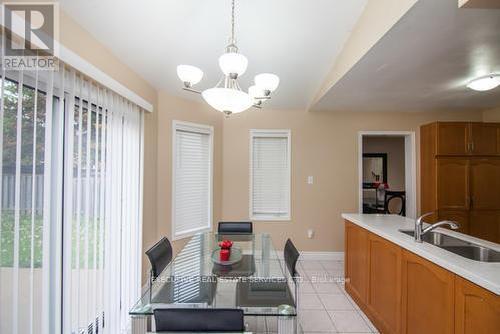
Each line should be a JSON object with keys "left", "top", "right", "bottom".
{"left": 245, "top": 259, "right": 379, "bottom": 334}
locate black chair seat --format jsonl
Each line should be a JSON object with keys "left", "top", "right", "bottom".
{"left": 236, "top": 279, "right": 295, "bottom": 308}
{"left": 153, "top": 308, "right": 245, "bottom": 332}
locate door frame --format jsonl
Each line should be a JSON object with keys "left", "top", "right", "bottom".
{"left": 358, "top": 131, "right": 417, "bottom": 219}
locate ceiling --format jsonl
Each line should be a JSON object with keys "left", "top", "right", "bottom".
{"left": 59, "top": 0, "right": 368, "bottom": 109}
{"left": 313, "top": 0, "right": 500, "bottom": 112}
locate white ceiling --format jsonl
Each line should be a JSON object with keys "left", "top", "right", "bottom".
{"left": 59, "top": 0, "right": 368, "bottom": 109}
{"left": 313, "top": 0, "right": 500, "bottom": 112}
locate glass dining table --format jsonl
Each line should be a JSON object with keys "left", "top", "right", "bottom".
{"left": 129, "top": 232, "right": 301, "bottom": 334}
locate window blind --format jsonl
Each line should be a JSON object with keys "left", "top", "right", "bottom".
{"left": 172, "top": 121, "right": 213, "bottom": 240}
{"left": 250, "top": 130, "right": 291, "bottom": 220}
{"left": 0, "top": 36, "right": 144, "bottom": 334}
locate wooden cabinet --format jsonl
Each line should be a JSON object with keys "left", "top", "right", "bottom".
{"left": 367, "top": 234, "right": 401, "bottom": 334}
{"left": 437, "top": 122, "right": 469, "bottom": 155}
{"left": 421, "top": 122, "right": 500, "bottom": 243}
{"left": 345, "top": 221, "right": 368, "bottom": 304}
{"left": 455, "top": 276, "right": 500, "bottom": 334}
{"left": 344, "top": 220, "right": 500, "bottom": 334}
{"left": 401, "top": 250, "right": 455, "bottom": 334}
{"left": 469, "top": 123, "right": 498, "bottom": 155}
{"left": 437, "top": 159, "right": 470, "bottom": 210}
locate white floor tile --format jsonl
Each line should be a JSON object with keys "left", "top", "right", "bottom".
{"left": 299, "top": 293, "right": 324, "bottom": 310}
{"left": 299, "top": 310, "right": 337, "bottom": 332}
{"left": 300, "top": 260, "right": 324, "bottom": 270}
{"left": 313, "top": 282, "right": 343, "bottom": 294}
{"left": 320, "top": 260, "right": 344, "bottom": 271}
{"left": 319, "top": 293, "right": 355, "bottom": 310}
{"left": 298, "top": 280, "right": 316, "bottom": 294}
{"left": 328, "top": 310, "right": 371, "bottom": 333}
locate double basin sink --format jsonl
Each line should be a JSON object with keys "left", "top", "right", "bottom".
{"left": 399, "top": 230, "right": 500, "bottom": 262}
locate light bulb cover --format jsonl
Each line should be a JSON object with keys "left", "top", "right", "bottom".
{"left": 248, "top": 85, "right": 265, "bottom": 99}
{"left": 254, "top": 73, "right": 280, "bottom": 92}
{"left": 177, "top": 65, "right": 203, "bottom": 85}
{"left": 467, "top": 75, "right": 500, "bottom": 91}
{"left": 202, "top": 87, "right": 254, "bottom": 114}
{"left": 219, "top": 52, "right": 248, "bottom": 77}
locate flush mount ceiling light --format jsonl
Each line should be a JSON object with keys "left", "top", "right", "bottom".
{"left": 466, "top": 74, "right": 500, "bottom": 92}
{"left": 176, "top": 0, "right": 279, "bottom": 117}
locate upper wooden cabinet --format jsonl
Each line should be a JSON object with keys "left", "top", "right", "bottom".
{"left": 455, "top": 276, "right": 500, "bottom": 334}
{"left": 469, "top": 123, "right": 499, "bottom": 155}
{"left": 437, "top": 122, "right": 470, "bottom": 155}
{"left": 424, "top": 122, "right": 500, "bottom": 156}
{"left": 437, "top": 158, "right": 470, "bottom": 210}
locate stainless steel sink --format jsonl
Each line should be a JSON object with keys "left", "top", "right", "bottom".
{"left": 399, "top": 229, "right": 500, "bottom": 262}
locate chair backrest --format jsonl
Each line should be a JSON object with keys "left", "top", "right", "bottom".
{"left": 218, "top": 221, "right": 253, "bottom": 234}
{"left": 145, "top": 237, "right": 173, "bottom": 279}
{"left": 384, "top": 191, "right": 406, "bottom": 216}
{"left": 284, "top": 238, "right": 300, "bottom": 280}
{"left": 153, "top": 308, "right": 245, "bottom": 332}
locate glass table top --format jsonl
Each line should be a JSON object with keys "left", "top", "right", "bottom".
{"left": 129, "top": 233, "right": 297, "bottom": 317}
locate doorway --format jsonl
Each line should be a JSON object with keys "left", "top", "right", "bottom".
{"left": 358, "top": 131, "right": 417, "bottom": 219}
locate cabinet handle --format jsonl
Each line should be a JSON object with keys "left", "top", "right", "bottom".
{"left": 471, "top": 142, "right": 475, "bottom": 152}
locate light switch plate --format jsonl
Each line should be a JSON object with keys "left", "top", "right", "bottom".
{"left": 307, "top": 176, "right": 314, "bottom": 184}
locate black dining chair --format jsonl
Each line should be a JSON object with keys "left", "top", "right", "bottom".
{"left": 384, "top": 191, "right": 406, "bottom": 216}
{"left": 153, "top": 308, "right": 245, "bottom": 332}
{"left": 218, "top": 221, "right": 253, "bottom": 234}
{"left": 236, "top": 238, "right": 300, "bottom": 312}
{"left": 145, "top": 237, "right": 173, "bottom": 296}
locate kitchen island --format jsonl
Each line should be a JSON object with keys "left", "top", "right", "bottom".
{"left": 342, "top": 213, "right": 500, "bottom": 334}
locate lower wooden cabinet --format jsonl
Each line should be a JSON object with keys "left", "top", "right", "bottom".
{"left": 401, "top": 250, "right": 455, "bottom": 334}
{"left": 367, "top": 234, "right": 401, "bottom": 334}
{"left": 344, "top": 220, "right": 500, "bottom": 334}
{"left": 455, "top": 276, "right": 500, "bottom": 334}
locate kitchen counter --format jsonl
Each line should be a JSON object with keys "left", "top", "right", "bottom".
{"left": 342, "top": 213, "right": 500, "bottom": 295}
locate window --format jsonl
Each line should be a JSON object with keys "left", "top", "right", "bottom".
{"left": 250, "top": 129, "right": 291, "bottom": 221}
{"left": 172, "top": 121, "right": 213, "bottom": 240}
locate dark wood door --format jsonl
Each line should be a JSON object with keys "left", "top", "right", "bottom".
{"left": 401, "top": 250, "right": 454, "bottom": 334}
{"left": 438, "top": 209, "right": 469, "bottom": 235}
{"left": 437, "top": 122, "right": 469, "bottom": 155}
{"left": 469, "top": 210, "right": 500, "bottom": 244}
{"left": 345, "top": 221, "right": 368, "bottom": 305}
{"left": 455, "top": 276, "right": 500, "bottom": 334}
{"left": 367, "top": 234, "right": 401, "bottom": 334}
{"left": 469, "top": 123, "right": 498, "bottom": 156}
{"left": 437, "top": 158, "right": 470, "bottom": 210}
{"left": 469, "top": 159, "right": 500, "bottom": 210}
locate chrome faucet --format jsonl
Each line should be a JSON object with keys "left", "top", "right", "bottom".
{"left": 415, "top": 212, "right": 459, "bottom": 242}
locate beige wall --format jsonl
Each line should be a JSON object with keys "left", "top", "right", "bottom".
{"left": 221, "top": 109, "right": 483, "bottom": 252}
{"left": 483, "top": 107, "right": 500, "bottom": 122}
{"left": 155, "top": 92, "right": 224, "bottom": 257}
{"left": 363, "top": 136, "right": 406, "bottom": 191}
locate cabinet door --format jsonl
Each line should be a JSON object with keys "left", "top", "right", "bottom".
{"left": 455, "top": 276, "right": 500, "bottom": 334}
{"left": 367, "top": 234, "right": 401, "bottom": 334}
{"left": 401, "top": 250, "right": 454, "bottom": 334}
{"left": 469, "top": 159, "right": 500, "bottom": 210}
{"left": 438, "top": 210, "right": 469, "bottom": 235}
{"left": 345, "top": 221, "right": 368, "bottom": 305}
{"left": 437, "top": 122, "right": 469, "bottom": 155}
{"left": 469, "top": 123, "right": 498, "bottom": 156}
{"left": 469, "top": 210, "right": 500, "bottom": 244}
{"left": 437, "top": 158, "right": 470, "bottom": 210}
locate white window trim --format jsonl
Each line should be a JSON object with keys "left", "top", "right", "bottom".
{"left": 171, "top": 120, "right": 214, "bottom": 240}
{"left": 249, "top": 129, "right": 291, "bottom": 221}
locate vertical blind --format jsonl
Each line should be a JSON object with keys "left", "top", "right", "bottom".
{"left": 172, "top": 121, "right": 213, "bottom": 240}
{"left": 250, "top": 130, "right": 291, "bottom": 220}
{"left": 0, "top": 36, "right": 144, "bottom": 334}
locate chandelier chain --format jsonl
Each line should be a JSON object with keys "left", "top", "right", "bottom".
{"left": 231, "top": 0, "right": 235, "bottom": 44}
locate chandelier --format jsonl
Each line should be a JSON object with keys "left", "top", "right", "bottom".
{"left": 176, "top": 0, "right": 279, "bottom": 117}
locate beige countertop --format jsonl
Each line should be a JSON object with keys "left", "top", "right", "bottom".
{"left": 342, "top": 213, "right": 500, "bottom": 295}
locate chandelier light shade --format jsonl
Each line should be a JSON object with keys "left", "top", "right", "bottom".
{"left": 176, "top": 0, "right": 280, "bottom": 117}
{"left": 255, "top": 73, "right": 280, "bottom": 93}
{"left": 467, "top": 74, "right": 500, "bottom": 91}
{"left": 177, "top": 65, "right": 204, "bottom": 86}
{"left": 202, "top": 87, "right": 254, "bottom": 114}
{"left": 219, "top": 52, "right": 248, "bottom": 77}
